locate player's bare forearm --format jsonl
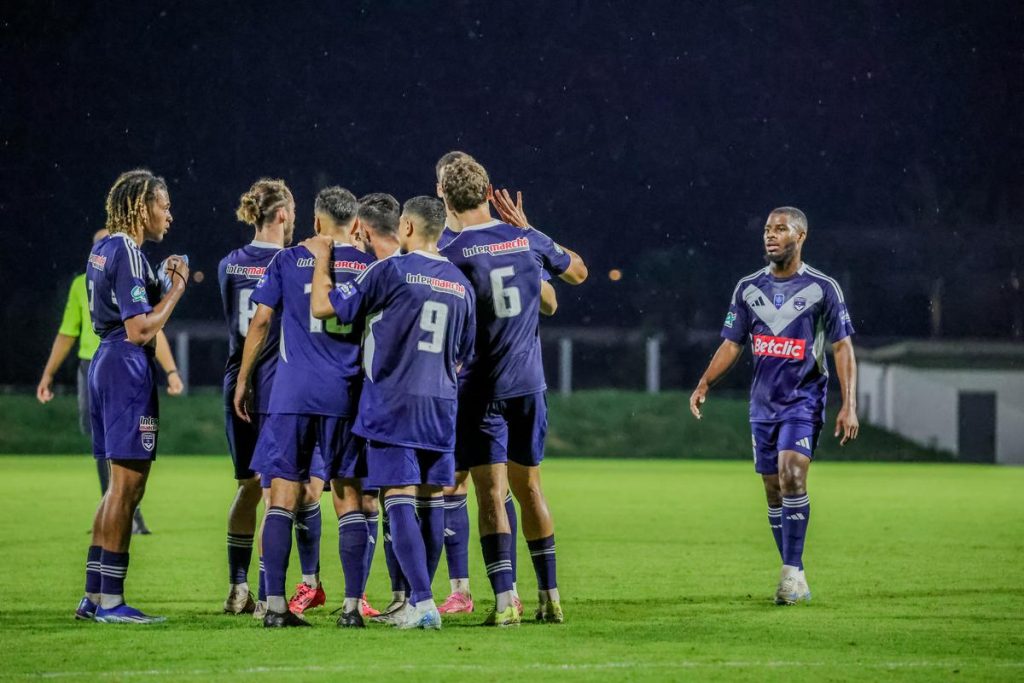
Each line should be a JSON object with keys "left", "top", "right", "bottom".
{"left": 309, "top": 254, "right": 335, "bottom": 320}
{"left": 540, "top": 280, "right": 558, "bottom": 316}
{"left": 690, "top": 340, "right": 743, "bottom": 419}
{"left": 154, "top": 330, "right": 176, "bottom": 374}
{"left": 41, "top": 333, "right": 76, "bottom": 379}
{"left": 124, "top": 280, "right": 186, "bottom": 346}
{"left": 559, "top": 248, "right": 588, "bottom": 285}
{"left": 832, "top": 337, "right": 859, "bottom": 444}
{"left": 700, "top": 340, "right": 743, "bottom": 389}
{"left": 238, "top": 306, "right": 272, "bottom": 385}
{"left": 832, "top": 337, "right": 857, "bottom": 410}
{"left": 37, "top": 334, "right": 77, "bottom": 402}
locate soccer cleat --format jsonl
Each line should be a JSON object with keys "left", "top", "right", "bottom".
{"left": 394, "top": 602, "right": 442, "bottom": 630}
{"left": 223, "top": 585, "right": 256, "bottom": 615}
{"left": 95, "top": 603, "right": 166, "bottom": 624}
{"left": 336, "top": 608, "right": 365, "bottom": 628}
{"left": 482, "top": 604, "right": 521, "bottom": 627}
{"left": 131, "top": 513, "right": 152, "bottom": 536}
{"left": 360, "top": 594, "right": 380, "bottom": 618}
{"left": 535, "top": 600, "right": 564, "bottom": 623}
{"left": 512, "top": 594, "right": 524, "bottom": 616}
{"left": 263, "top": 609, "right": 311, "bottom": 628}
{"left": 438, "top": 591, "right": 474, "bottom": 614}
{"left": 288, "top": 582, "right": 326, "bottom": 614}
{"left": 75, "top": 596, "right": 98, "bottom": 621}
{"left": 252, "top": 600, "right": 267, "bottom": 620}
{"left": 775, "top": 574, "right": 812, "bottom": 605}
{"left": 370, "top": 599, "right": 408, "bottom": 625}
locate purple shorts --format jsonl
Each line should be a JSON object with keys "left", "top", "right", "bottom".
{"left": 252, "top": 413, "right": 362, "bottom": 485}
{"left": 751, "top": 420, "right": 822, "bottom": 474}
{"left": 364, "top": 440, "right": 454, "bottom": 489}
{"left": 455, "top": 391, "right": 547, "bottom": 471}
{"left": 89, "top": 342, "right": 159, "bottom": 461}
{"left": 224, "top": 408, "right": 265, "bottom": 480}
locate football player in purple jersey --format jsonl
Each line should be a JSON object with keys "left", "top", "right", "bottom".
{"left": 433, "top": 152, "right": 558, "bottom": 616}
{"left": 440, "top": 156, "right": 588, "bottom": 626}
{"left": 236, "top": 186, "right": 376, "bottom": 628}
{"left": 690, "top": 206, "right": 859, "bottom": 605}
{"left": 309, "top": 196, "right": 476, "bottom": 629}
{"left": 76, "top": 169, "right": 189, "bottom": 624}
{"left": 218, "top": 179, "right": 293, "bottom": 615}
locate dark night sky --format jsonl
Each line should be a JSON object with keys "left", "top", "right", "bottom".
{"left": 2, "top": 1, "right": 1022, "bottom": 384}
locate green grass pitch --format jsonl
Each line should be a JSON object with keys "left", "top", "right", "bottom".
{"left": 1, "top": 456, "right": 1021, "bottom": 681}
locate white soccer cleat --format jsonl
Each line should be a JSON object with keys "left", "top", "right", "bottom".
{"left": 223, "top": 584, "right": 256, "bottom": 614}
{"left": 775, "top": 567, "right": 812, "bottom": 605}
{"left": 393, "top": 601, "right": 442, "bottom": 630}
{"left": 370, "top": 599, "right": 408, "bottom": 625}
{"left": 252, "top": 600, "right": 268, "bottom": 620}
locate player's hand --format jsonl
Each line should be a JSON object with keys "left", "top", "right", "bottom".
{"left": 165, "top": 255, "right": 190, "bottom": 290}
{"left": 491, "top": 188, "right": 531, "bottom": 228}
{"left": 166, "top": 371, "right": 184, "bottom": 396}
{"left": 36, "top": 374, "right": 54, "bottom": 404}
{"left": 835, "top": 405, "right": 859, "bottom": 445}
{"left": 689, "top": 383, "right": 708, "bottom": 419}
{"left": 300, "top": 235, "right": 332, "bottom": 260}
{"left": 233, "top": 380, "right": 253, "bottom": 423}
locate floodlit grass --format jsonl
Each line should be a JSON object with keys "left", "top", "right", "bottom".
{"left": 1, "top": 456, "right": 1020, "bottom": 681}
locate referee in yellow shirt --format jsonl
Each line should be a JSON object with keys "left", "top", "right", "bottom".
{"left": 36, "top": 228, "right": 184, "bottom": 534}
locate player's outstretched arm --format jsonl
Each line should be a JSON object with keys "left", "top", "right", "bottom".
{"left": 492, "top": 187, "right": 588, "bottom": 285}
{"left": 832, "top": 337, "right": 859, "bottom": 445}
{"left": 689, "top": 340, "right": 744, "bottom": 419}
{"left": 558, "top": 247, "right": 588, "bottom": 285}
{"left": 154, "top": 330, "right": 184, "bottom": 396}
{"left": 123, "top": 256, "right": 189, "bottom": 346}
{"left": 36, "top": 333, "right": 77, "bottom": 403}
{"left": 233, "top": 304, "right": 273, "bottom": 423}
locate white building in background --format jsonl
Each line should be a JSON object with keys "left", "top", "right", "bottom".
{"left": 858, "top": 341, "right": 1024, "bottom": 465}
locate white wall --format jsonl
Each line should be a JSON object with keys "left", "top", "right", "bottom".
{"left": 859, "top": 362, "right": 1024, "bottom": 465}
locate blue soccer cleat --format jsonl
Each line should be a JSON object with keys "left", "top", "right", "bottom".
{"left": 95, "top": 603, "right": 167, "bottom": 624}
{"left": 75, "top": 597, "right": 98, "bottom": 621}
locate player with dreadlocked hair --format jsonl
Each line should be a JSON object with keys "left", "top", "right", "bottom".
{"left": 76, "top": 169, "right": 190, "bottom": 624}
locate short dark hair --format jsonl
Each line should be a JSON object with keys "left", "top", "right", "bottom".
{"left": 441, "top": 157, "right": 489, "bottom": 213}
{"left": 314, "top": 186, "right": 358, "bottom": 225}
{"left": 358, "top": 192, "right": 400, "bottom": 237}
{"left": 769, "top": 206, "right": 808, "bottom": 233}
{"left": 435, "top": 150, "right": 472, "bottom": 182}
{"left": 403, "top": 196, "right": 446, "bottom": 240}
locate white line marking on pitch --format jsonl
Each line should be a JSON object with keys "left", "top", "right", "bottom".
{"left": 25, "top": 660, "right": 1024, "bottom": 679}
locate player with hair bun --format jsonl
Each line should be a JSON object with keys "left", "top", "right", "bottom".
{"left": 218, "top": 179, "right": 294, "bottom": 616}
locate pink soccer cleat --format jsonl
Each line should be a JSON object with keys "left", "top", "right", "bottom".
{"left": 438, "top": 592, "right": 474, "bottom": 614}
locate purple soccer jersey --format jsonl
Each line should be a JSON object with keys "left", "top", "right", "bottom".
{"left": 251, "top": 243, "right": 375, "bottom": 416}
{"left": 85, "top": 233, "right": 162, "bottom": 459}
{"left": 440, "top": 220, "right": 570, "bottom": 399}
{"left": 328, "top": 250, "right": 476, "bottom": 451}
{"left": 86, "top": 234, "right": 162, "bottom": 342}
{"left": 720, "top": 263, "right": 855, "bottom": 423}
{"left": 218, "top": 240, "right": 281, "bottom": 414}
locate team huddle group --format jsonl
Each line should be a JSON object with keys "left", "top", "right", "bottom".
{"left": 75, "top": 152, "right": 588, "bottom": 629}
{"left": 73, "top": 148, "right": 861, "bottom": 631}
